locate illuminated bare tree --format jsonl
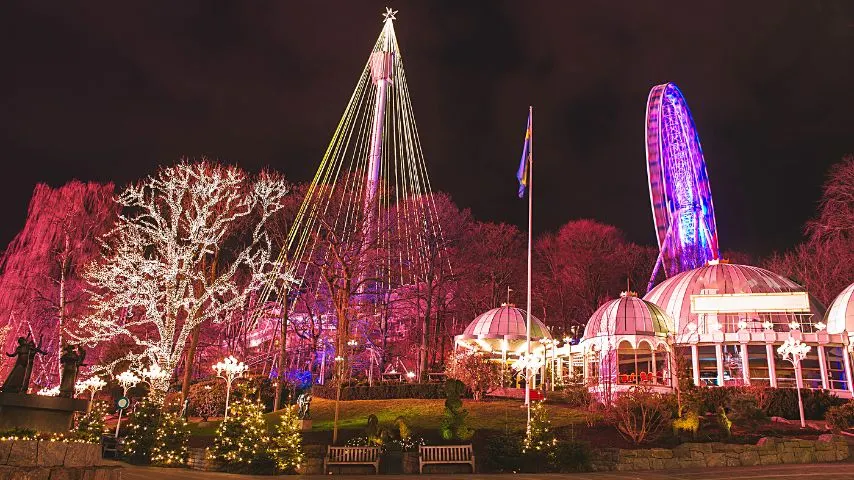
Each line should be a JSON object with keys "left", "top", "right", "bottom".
{"left": 72, "top": 161, "right": 289, "bottom": 396}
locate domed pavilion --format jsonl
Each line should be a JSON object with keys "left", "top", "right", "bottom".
{"left": 455, "top": 304, "right": 556, "bottom": 390}
{"left": 826, "top": 282, "right": 854, "bottom": 338}
{"left": 580, "top": 292, "right": 675, "bottom": 395}
{"left": 643, "top": 262, "right": 853, "bottom": 395}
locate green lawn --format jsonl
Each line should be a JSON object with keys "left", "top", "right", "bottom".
{"left": 189, "top": 398, "right": 588, "bottom": 436}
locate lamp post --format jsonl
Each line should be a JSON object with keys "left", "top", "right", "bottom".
{"left": 76, "top": 376, "right": 107, "bottom": 413}
{"left": 139, "top": 363, "right": 170, "bottom": 401}
{"left": 512, "top": 352, "right": 545, "bottom": 432}
{"left": 213, "top": 356, "right": 247, "bottom": 422}
{"left": 778, "top": 337, "right": 811, "bottom": 428}
{"left": 115, "top": 370, "right": 141, "bottom": 437}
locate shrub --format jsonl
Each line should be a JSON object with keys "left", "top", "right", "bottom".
{"left": 123, "top": 397, "right": 161, "bottom": 464}
{"left": 672, "top": 410, "right": 700, "bottom": 438}
{"left": 445, "top": 350, "right": 500, "bottom": 401}
{"left": 151, "top": 411, "right": 189, "bottom": 466}
{"left": 825, "top": 401, "right": 854, "bottom": 432}
{"left": 727, "top": 393, "right": 767, "bottom": 427}
{"left": 483, "top": 433, "right": 524, "bottom": 472}
{"left": 607, "top": 388, "right": 672, "bottom": 445}
{"left": 270, "top": 405, "right": 304, "bottom": 473}
{"left": 72, "top": 402, "right": 107, "bottom": 443}
{"left": 187, "top": 380, "right": 226, "bottom": 421}
{"left": 550, "top": 386, "right": 592, "bottom": 408}
{"left": 765, "top": 388, "right": 845, "bottom": 420}
{"left": 440, "top": 379, "right": 473, "bottom": 441}
{"left": 551, "top": 441, "right": 591, "bottom": 473}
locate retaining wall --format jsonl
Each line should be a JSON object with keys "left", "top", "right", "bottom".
{"left": 590, "top": 434, "right": 849, "bottom": 472}
{"left": 0, "top": 438, "right": 121, "bottom": 479}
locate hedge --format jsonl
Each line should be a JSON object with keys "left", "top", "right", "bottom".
{"left": 311, "top": 383, "right": 448, "bottom": 400}
{"left": 687, "top": 386, "right": 846, "bottom": 420}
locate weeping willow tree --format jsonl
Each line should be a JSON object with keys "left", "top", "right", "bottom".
{"left": 0, "top": 181, "right": 116, "bottom": 385}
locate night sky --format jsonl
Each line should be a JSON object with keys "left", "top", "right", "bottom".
{"left": 2, "top": 1, "right": 853, "bottom": 257}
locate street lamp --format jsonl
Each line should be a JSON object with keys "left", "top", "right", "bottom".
{"left": 139, "top": 363, "right": 170, "bottom": 400}
{"left": 777, "top": 337, "right": 811, "bottom": 428}
{"left": 213, "top": 356, "right": 247, "bottom": 422}
{"left": 115, "top": 370, "right": 141, "bottom": 437}
{"left": 76, "top": 376, "right": 107, "bottom": 412}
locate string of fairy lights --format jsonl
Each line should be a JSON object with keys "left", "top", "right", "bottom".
{"left": 254, "top": 11, "right": 450, "bottom": 340}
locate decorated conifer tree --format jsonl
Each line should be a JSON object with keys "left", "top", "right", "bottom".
{"left": 522, "top": 401, "right": 557, "bottom": 460}
{"left": 151, "top": 410, "right": 190, "bottom": 466}
{"left": 72, "top": 401, "right": 108, "bottom": 443}
{"left": 123, "top": 398, "right": 161, "bottom": 464}
{"left": 210, "top": 398, "right": 271, "bottom": 469}
{"left": 270, "top": 405, "right": 304, "bottom": 473}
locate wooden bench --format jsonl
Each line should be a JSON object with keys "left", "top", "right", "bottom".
{"left": 101, "top": 434, "right": 124, "bottom": 459}
{"left": 418, "top": 445, "right": 475, "bottom": 473}
{"left": 323, "top": 446, "right": 380, "bottom": 474}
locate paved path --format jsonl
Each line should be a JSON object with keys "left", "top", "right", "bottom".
{"left": 121, "top": 462, "right": 854, "bottom": 479}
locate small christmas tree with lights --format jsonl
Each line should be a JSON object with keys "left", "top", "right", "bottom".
{"left": 72, "top": 402, "right": 108, "bottom": 443}
{"left": 210, "top": 398, "right": 271, "bottom": 470}
{"left": 151, "top": 410, "right": 190, "bottom": 466}
{"left": 123, "top": 397, "right": 162, "bottom": 464}
{"left": 270, "top": 405, "right": 304, "bottom": 473}
{"left": 522, "top": 401, "right": 557, "bottom": 466}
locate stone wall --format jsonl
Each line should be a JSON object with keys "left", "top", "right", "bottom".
{"left": 590, "top": 434, "right": 849, "bottom": 472}
{"left": 0, "top": 438, "right": 120, "bottom": 479}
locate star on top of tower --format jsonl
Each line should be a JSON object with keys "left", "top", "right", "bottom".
{"left": 382, "top": 7, "right": 398, "bottom": 22}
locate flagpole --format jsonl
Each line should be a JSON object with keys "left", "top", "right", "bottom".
{"left": 525, "top": 105, "right": 533, "bottom": 430}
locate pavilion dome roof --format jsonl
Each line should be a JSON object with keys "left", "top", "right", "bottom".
{"left": 583, "top": 292, "right": 673, "bottom": 340}
{"left": 643, "top": 262, "right": 822, "bottom": 332}
{"left": 825, "top": 282, "right": 854, "bottom": 335}
{"left": 459, "top": 304, "right": 552, "bottom": 341}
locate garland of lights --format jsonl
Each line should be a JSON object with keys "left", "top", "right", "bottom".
{"left": 151, "top": 410, "right": 190, "bottom": 467}
{"left": 209, "top": 398, "right": 271, "bottom": 468}
{"left": 270, "top": 405, "right": 305, "bottom": 473}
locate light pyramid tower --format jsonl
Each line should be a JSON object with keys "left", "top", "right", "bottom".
{"left": 261, "top": 9, "right": 448, "bottom": 361}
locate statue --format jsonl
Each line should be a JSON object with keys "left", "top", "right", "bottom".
{"left": 58, "top": 345, "right": 86, "bottom": 398}
{"left": 2, "top": 336, "right": 47, "bottom": 394}
{"left": 297, "top": 392, "right": 312, "bottom": 420}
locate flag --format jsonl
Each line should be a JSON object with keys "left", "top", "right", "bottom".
{"left": 516, "top": 111, "right": 532, "bottom": 198}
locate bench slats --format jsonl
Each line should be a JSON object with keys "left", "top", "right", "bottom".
{"left": 419, "top": 445, "right": 475, "bottom": 473}
{"left": 324, "top": 446, "right": 380, "bottom": 474}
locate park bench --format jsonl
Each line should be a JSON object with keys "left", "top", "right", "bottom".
{"left": 323, "top": 445, "right": 380, "bottom": 474}
{"left": 101, "top": 434, "right": 124, "bottom": 459}
{"left": 418, "top": 445, "right": 475, "bottom": 473}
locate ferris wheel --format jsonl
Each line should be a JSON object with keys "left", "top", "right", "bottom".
{"left": 645, "top": 83, "right": 720, "bottom": 291}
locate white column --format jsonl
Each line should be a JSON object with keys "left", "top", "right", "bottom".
{"left": 794, "top": 358, "right": 804, "bottom": 390}
{"left": 740, "top": 343, "right": 751, "bottom": 386}
{"left": 691, "top": 345, "right": 700, "bottom": 386}
{"left": 843, "top": 348, "right": 854, "bottom": 395}
{"left": 652, "top": 350, "right": 658, "bottom": 382}
{"left": 817, "top": 346, "right": 829, "bottom": 390}
{"left": 766, "top": 343, "right": 777, "bottom": 388}
{"left": 715, "top": 343, "right": 724, "bottom": 387}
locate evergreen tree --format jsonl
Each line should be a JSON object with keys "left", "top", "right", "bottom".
{"left": 210, "top": 398, "right": 271, "bottom": 470}
{"left": 72, "top": 402, "right": 107, "bottom": 443}
{"left": 440, "top": 379, "right": 473, "bottom": 441}
{"left": 270, "top": 405, "right": 304, "bottom": 473}
{"left": 522, "top": 401, "right": 557, "bottom": 465}
{"left": 151, "top": 410, "right": 190, "bottom": 466}
{"left": 123, "top": 397, "right": 161, "bottom": 464}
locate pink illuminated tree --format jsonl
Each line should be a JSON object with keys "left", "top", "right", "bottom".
{"left": 0, "top": 181, "right": 116, "bottom": 384}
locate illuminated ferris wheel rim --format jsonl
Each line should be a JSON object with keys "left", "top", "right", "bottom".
{"left": 644, "top": 82, "right": 720, "bottom": 259}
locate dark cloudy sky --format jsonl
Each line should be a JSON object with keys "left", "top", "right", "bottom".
{"left": 1, "top": 1, "right": 852, "bottom": 257}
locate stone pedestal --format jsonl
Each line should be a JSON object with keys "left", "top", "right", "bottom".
{"left": 299, "top": 419, "right": 312, "bottom": 431}
{"left": 0, "top": 393, "right": 88, "bottom": 433}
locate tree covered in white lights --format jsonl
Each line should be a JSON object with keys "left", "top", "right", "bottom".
{"left": 72, "top": 161, "right": 290, "bottom": 396}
